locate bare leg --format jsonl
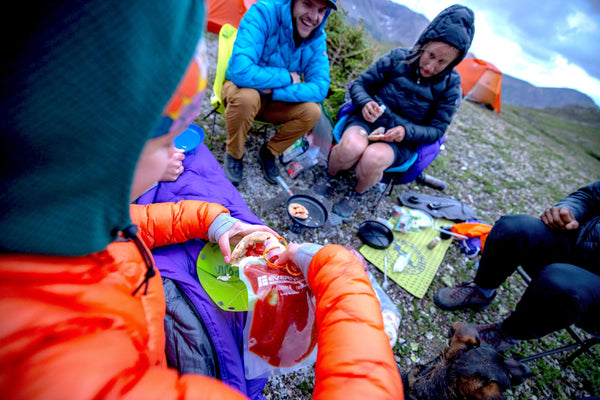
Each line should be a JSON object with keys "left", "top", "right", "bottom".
{"left": 355, "top": 143, "right": 395, "bottom": 193}
{"left": 328, "top": 126, "right": 369, "bottom": 176}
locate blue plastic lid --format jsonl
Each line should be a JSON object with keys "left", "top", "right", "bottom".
{"left": 174, "top": 124, "right": 204, "bottom": 153}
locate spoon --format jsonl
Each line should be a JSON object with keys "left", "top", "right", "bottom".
{"left": 382, "top": 254, "right": 390, "bottom": 291}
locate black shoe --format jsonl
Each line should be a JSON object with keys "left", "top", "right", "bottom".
{"left": 224, "top": 154, "right": 243, "bottom": 186}
{"left": 475, "top": 323, "right": 520, "bottom": 351}
{"left": 257, "top": 143, "right": 280, "bottom": 184}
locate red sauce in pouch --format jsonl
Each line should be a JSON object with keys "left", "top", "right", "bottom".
{"left": 243, "top": 261, "right": 317, "bottom": 368}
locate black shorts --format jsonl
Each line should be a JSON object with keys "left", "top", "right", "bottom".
{"left": 343, "top": 113, "right": 415, "bottom": 168}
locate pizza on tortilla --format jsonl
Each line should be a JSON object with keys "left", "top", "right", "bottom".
{"left": 288, "top": 202, "right": 309, "bottom": 220}
{"left": 230, "top": 231, "right": 282, "bottom": 267}
{"left": 368, "top": 126, "right": 386, "bottom": 140}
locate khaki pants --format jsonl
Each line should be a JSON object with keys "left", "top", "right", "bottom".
{"left": 221, "top": 80, "right": 321, "bottom": 159}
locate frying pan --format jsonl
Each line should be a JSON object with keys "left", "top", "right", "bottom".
{"left": 275, "top": 177, "right": 328, "bottom": 230}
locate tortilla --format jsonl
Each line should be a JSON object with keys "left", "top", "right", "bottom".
{"left": 368, "top": 127, "right": 386, "bottom": 139}
{"left": 288, "top": 203, "right": 309, "bottom": 220}
{"left": 230, "top": 231, "right": 277, "bottom": 266}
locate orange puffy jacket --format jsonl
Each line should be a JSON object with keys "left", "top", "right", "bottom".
{"left": 0, "top": 200, "right": 403, "bottom": 399}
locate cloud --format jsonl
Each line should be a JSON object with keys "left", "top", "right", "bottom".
{"left": 470, "top": 0, "right": 600, "bottom": 80}
{"left": 393, "top": 0, "right": 600, "bottom": 105}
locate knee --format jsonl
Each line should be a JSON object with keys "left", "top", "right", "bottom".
{"left": 336, "top": 137, "right": 366, "bottom": 159}
{"left": 226, "top": 87, "right": 261, "bottom": 114}
{"left": 359, "top": 145, "right": 389, "bottom": 172}
{"left": 298, "top": 102, "right": 321, "bottom": 126}
{"left": 491, "top": 214, "right": 541, "bottom": 240}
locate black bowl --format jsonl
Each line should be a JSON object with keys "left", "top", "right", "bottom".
{"left": 358, "top": 220, "right": 393, "bottom": 249}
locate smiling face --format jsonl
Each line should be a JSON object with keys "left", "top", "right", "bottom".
{"left": 292, "top": 0, "right": 329, "bottom": 40}
{"left": 418, "top": 41, "right": 460, "bottom": 78}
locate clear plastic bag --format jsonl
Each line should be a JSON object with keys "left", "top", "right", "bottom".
{"left": 367, "top": 271, "right": 402, "bottom": 348}
{"left": 238, "top": 246, "right": 317, "bottom": 379}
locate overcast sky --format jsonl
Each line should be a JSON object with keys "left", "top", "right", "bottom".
{"left": 395, "top": 0, "right": 600, "bottom": 106}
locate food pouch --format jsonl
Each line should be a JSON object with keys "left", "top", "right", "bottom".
{"left": 238, "top": 243, "right": 318, "bottom": 379}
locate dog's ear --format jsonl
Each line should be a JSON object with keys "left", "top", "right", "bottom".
{"left": 503, "top": 358, "right": 532, "bottom": 386}
{"left": 446, "top": 322, "right": 480, "bottom": 359}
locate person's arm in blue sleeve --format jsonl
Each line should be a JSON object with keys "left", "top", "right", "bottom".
{"left": 272, "top": 39, "right": 331, "bottom": 103}
{"left": 226, "top": 5, "right": 292, "bottom": 91}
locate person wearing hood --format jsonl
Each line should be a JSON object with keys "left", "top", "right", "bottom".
{"left": 222, "top": 0, "right": 336, "bottom": 186}
{"left": 326, "top": 4, "right": 475, "bottom": 217}
{"left": 0, "top": 1, "right": 404, "bottom": 398}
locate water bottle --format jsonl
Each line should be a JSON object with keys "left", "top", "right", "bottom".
{"left": 279, "top": 136, "right": 309, "bottom": 164}
{"left": 416, "top": 173, "right": 446, "bottom": 191}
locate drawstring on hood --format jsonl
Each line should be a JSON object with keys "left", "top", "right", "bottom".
{"left": 121, "top": 224, "right": 156, "bottom": 296}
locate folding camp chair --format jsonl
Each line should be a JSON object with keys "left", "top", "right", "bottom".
{"left": 204, "top": 24, "right": 274, "bottom": 140}
{"left": 515, "top": 266, "right": 600, "bottom": 365}
{"left": 332, "top": 100, "right": 445, "bottom": 211}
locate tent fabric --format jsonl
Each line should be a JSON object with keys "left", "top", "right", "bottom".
{"left": 207, "top": 0, "right": 256, "bottom": 34}
{"left": 455, "top": 58, "right": 503, "bottom": 114}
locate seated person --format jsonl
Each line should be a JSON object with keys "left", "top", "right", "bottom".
{"left": 326, "top": 5, "right": 475, "bottom": 217}
{"left": 222, "top": 0, "right": 336, "bottom": 186}
{"left": 435, "top": 181, "right": 600, "bottom": 351}
{"left": 0, "top": 1, "right": 403, "bottom": 397}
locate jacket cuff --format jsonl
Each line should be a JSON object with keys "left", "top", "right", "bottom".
{"left": 295, "top": 244, "right": 323, "bottom": 277}
{"left": 207, "top": 213, "right": 238, "bottom": 242}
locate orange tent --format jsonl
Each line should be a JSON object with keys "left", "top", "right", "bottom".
{"left": 206, "top": 0, "right": 256, "bottom": 34}
{"left": 455, "top": 58, "right": 503, "bottom": 114}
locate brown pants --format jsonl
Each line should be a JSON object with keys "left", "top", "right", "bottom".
{"left": 221, "top": 80, "right": 321, "bottom": 159}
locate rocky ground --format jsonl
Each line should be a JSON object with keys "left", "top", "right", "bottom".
{"left": 196, "top": 33, "right": 600, "bottom": 399}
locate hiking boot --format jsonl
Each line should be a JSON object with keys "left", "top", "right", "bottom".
{"left": 434, "top": 281, "right": 496, "bottom": 311}
{"left": 333, "top": 191, "right": 363, "bottom": 218}
{"left": 475, "top": 323, "right": 520, "bottom": 352}
{"left": 257, "top": 143, "right": 280, "bottom": 184}
{"left": 224, "top": 154, "right": 243, "bottom": 186}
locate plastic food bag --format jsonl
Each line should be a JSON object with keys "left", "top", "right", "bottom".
{"left": 367, "top": 271, "right": 402, "bottom": 347}
{"left": 238, "top": 244, "right": 317, "bottom": 379}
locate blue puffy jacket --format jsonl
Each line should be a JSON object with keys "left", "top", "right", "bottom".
{"left": 225, "top": 0, "right": 332, "bottom": 103}
{"left": 350, "top": 4, "right": 475, "bottom": 144}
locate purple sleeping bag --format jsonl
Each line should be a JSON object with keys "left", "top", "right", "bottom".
{"left": 136, "top": 143, "right": 267, "bottom": 399}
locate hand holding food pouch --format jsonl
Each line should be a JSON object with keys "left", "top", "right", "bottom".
{"left": 230, "top": 232, "right": 317, "bottom": 379}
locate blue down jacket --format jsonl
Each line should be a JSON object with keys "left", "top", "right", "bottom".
{"left": 225, "top": 0, "right": 331, "bottom": 103}
{"left": 136, "top": 144, "right": 267, "bottom": 400}
{"left": 350, "top": 4, "right": 475, "bottom": 145}
{"left": 556, "top": 180, "right": 600, "bottom": 269}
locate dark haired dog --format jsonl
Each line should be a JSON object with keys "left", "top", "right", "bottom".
{"left": 403, "top": 322, "right": 531, "bottom": 400}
